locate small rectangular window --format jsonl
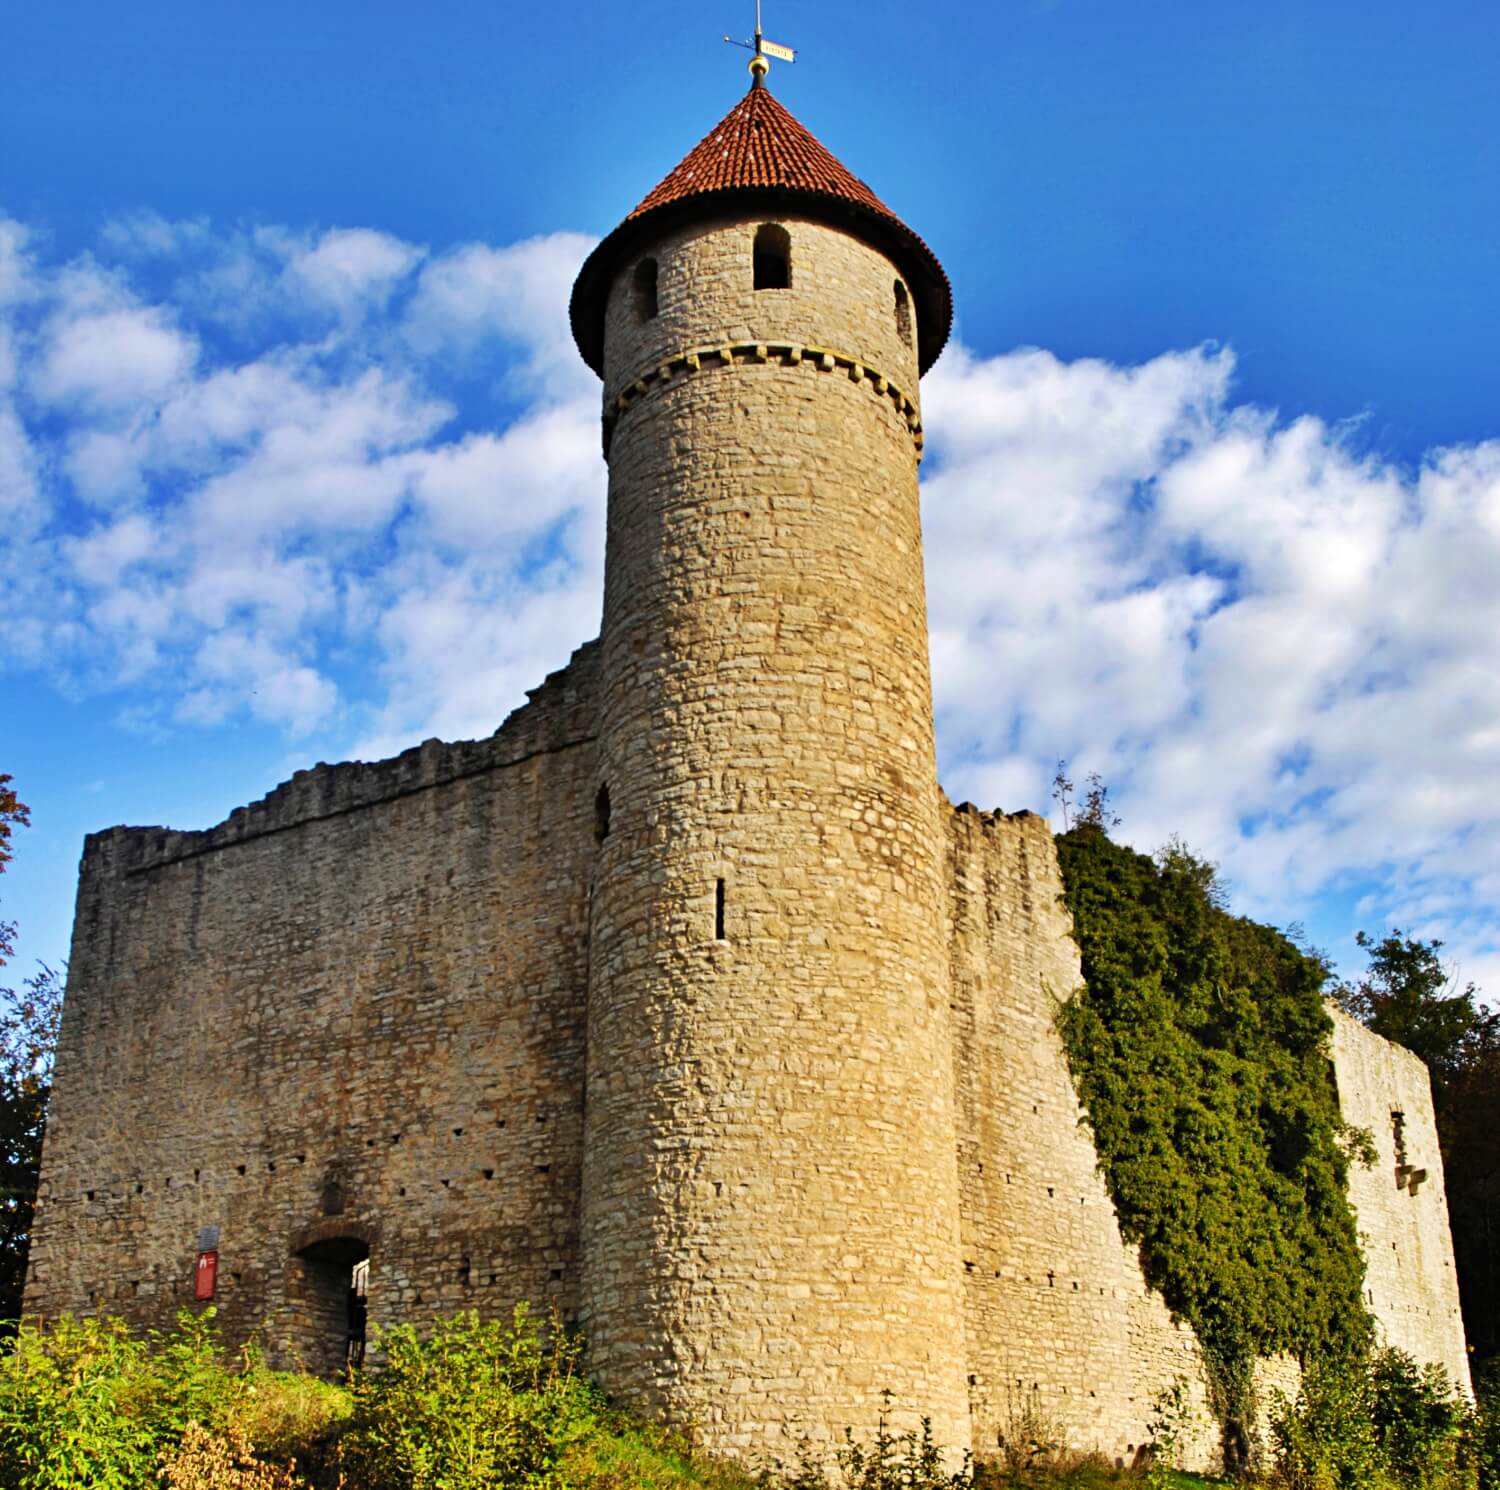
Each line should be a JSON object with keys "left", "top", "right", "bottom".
{"left": 633, "top": 259, "right": 658, "bottom": 321}
{"left": 753, "top": 224, "right": 791, "bottom": 290}
{"left": 715, "top": 878, "right": 726, "bottom": 940}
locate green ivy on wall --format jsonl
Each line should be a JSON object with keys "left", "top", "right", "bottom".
{"left": 1054, "top": 828, "right": 1372, "bottom": 1461}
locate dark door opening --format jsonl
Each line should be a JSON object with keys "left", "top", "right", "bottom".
{"left": 288, "top": 1235, "right": 370, "bottom": 1378}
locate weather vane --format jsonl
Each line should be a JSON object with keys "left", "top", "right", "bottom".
{"left": 724, "top": 0, "right": 796, "bottom": 85}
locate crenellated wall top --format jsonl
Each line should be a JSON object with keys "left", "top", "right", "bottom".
{"left": 80, "top": 640, "right": 600, "bottom": 879}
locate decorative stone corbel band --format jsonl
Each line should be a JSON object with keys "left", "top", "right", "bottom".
{"left": 602, "top": 341, "right": 926, "bottom": 461}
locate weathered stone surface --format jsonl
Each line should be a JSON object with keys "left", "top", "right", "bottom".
{"left": 585, "top": 214, "right": 967, "bottom": 1462}
{"left": 28, "top": 648, "right": 600, "bottom": 1370}
{"left": 1331, "top": 1008, "right": 1471, "bottom": 1393}
{"left": 27, "top": 199, "right": 1469, "bottom": 1475}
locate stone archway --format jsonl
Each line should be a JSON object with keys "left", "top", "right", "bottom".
{"left": 285, "top": 1223, "right": 373, "bottom": 1378}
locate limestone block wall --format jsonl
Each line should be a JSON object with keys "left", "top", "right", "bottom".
{"left": 600, "top": 215, "right": 923, "bottom": 418}
{"left": 27, "top": 644, "right": 601, "bottom": 1370}
{"left": 1329, "top": 1008, "right": 1472, "bottom": 1395}
{"left": 581, "top": 211, "right": 969, "bottom": 1465}
{"left": 946, "top": 802, "right": 1222, "bottom": 1468}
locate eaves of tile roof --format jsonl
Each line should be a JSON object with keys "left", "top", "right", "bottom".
{"left": 570, "top": 82, "right": 952, "bottom": 378}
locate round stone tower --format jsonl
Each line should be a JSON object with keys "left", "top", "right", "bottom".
{"left": 570, "top": 77, "right": 969, "bottom": 1461}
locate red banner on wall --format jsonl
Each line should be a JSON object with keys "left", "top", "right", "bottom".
{"left": 194, "top": 1250, "right": 218, "bottom": 1301}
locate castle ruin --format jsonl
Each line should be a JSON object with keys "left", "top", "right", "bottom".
{"left": 26, "top": 75, "right": 1470, "bottom": 1469}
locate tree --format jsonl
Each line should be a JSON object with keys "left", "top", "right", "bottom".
{"left": 1051, "top": 759, "right": 1122, "bottom": 832}
{"left": 0, "top": 775, "right": 29, "bottom": 971}
{"left": 0, "top": 774, "right": 62, "bottom": 1325}
{"left": 1336, "top": 930, "right": 1494, "bottom": 1104}
{"left": 1338, "top": 929, "right": 1500, "bottom": 1365}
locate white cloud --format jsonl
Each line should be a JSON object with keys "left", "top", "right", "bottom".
{"left": 285, "top": 228, "right": 426, "bottom": 318}
{"left": 2, "top": 208, "right": 1497, "bottom": 993}
{"left": 0, "top": 218, "right": 35, "bottom": 307}
{"left": 34, "top": 304, "right": 198, "bottom": 413}
{"left": 403, "top": 233, "right": 597, "bottom": 402}
{"left": 0, "top": 214, "right": 601, "bottom": 767}
{"left": 922, "top": 342, "right": 1500, "bottom": 986}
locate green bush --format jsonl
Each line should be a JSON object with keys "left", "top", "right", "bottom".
{"left": 335, "top": 1304, "right": 595, "bottom": 1490}
{"left": 0, "top": 1313, "right": 160, "bottom": 1490}
{"left": 1469, "top": 1362, "right": 1500, "bottom": 1490}
{"left": 1370, "top": 1352, "right": 1469, "bottom": 1490}
{"left": 229, "top": 1364, "right": 348, "bottom": 1466}
{"left": 0, "top": 1309, "right": 254, "bottom": 1489}
{"left": 0, "top": 1310, "right": 353, "bottom": 1490}
{"left": 1271, "top": 1349, "right": 1474, "bottom": 1490}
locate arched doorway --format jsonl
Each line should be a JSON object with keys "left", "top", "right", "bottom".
{"left": 286, "top": 1231, "right": 370, "bottom": 1378}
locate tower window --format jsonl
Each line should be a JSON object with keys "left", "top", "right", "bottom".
{"left": 894, "top": 280, "right": 912, "bottom": 345}
{"left": 715, "top": 879, "right": 726, "bottom": 940}
{"left": 633, "top": 259, "right": 658, "bottom": 321}
{"left": 753, "top": 225, "right": 791, "bottom": 290}
{"left": 594, "top": 784, "right": 612, "bottom": 841}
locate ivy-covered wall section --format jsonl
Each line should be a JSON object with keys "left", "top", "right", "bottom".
{"left": 1054, "top": 827, "right": 1373, "bottom": 1452}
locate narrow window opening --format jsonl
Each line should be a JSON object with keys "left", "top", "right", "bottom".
{"left": 894, "top": 280, "right": 912, "bottom": 345}
{"left": 753, "top": 224, "right": 791, "bottom": 289}
{"left": 594, "top": 784, "right": 611, "bottom": 841}
{"left": 633, "top": 258, "right": 658, "bottom": 321}
{"left": 715, "top": 878, "right": 727, "bottom": 940}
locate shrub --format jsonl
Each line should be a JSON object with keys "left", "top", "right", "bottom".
{"left": 1270, "top": 1356, "right": 1385, "bottom": 1490}
{"left": 335, "top": 1303, "right": 594, "bottom": 1490}
{"left": 1463, "top": 1361, "right": 1499, "bottom": 1490}
{"left": 0, "top": 1313, "right": 160, "bottom": 1490}
{"left": 1271, "top": 1349, "right": 1475, "bottom": 1490}
{"left": 228, "top": 1362, "right": 349, "bottom": 1467}
{"left": 160, "top": 1422, "right": 304, "bottom": 1490}
{"left": 773, "top": 1396, "right": 978, "bottom": 1490}
{"left": 1370, "top": 1351, "right": 1469, "bottom": 1490}
{"left": 0, "top": 1310, "right": 353, "bottom": 1490}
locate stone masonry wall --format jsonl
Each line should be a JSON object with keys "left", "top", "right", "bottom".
{"left": 946, "top": 802, "right": 1223, "bottom": 1469}
{"left": 581, "top": 211, "right": 970, "bottom": 1467}
{"left": 948, "top": 805, "right": 1473, "bottom": 1465}
{"left": 27, "top": 644, "right": 601, "bottom": 1371}
{"left": 1330, "top": 1008, "right": 1472, "bottom": 1395}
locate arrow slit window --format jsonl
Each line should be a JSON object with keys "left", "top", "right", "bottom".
{"left": 894, "top": 280, "right": 912, "bottom": 345}
{"left": 754, "top": 225, "right": 791, "bottom": 290}
{"left": 633, "top": 259, "right": 659, "bottom": 321}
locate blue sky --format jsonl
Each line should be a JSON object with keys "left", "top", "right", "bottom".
{"left": 2, "top": 0, "right": 1497, "bottom": 997}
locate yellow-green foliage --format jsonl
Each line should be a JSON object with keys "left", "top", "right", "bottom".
{"left": 1269, "top": 1349, "right": 1474, "bottom": 1490}
{"left": 334, "top": 1305, "right": 594, "bottom": 1489}
{"left": 229, "top": 1367, "right": 349, "bottom": 1466}
{"left": 1054, "top": 828, "right": 1372, "bottom": 1447}
{"left": 560, "top": 1413, "right": 762, "bottom": 1489}
{"left": 0, "top": 1311, "right": 347, "bottom": 1490}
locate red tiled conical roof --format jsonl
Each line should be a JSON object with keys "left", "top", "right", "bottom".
{"left": 570, "top": 83, "right": 951, "bottom": 377}
{"left": 626, "top": 85, "right": 897, "bottom": 223}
